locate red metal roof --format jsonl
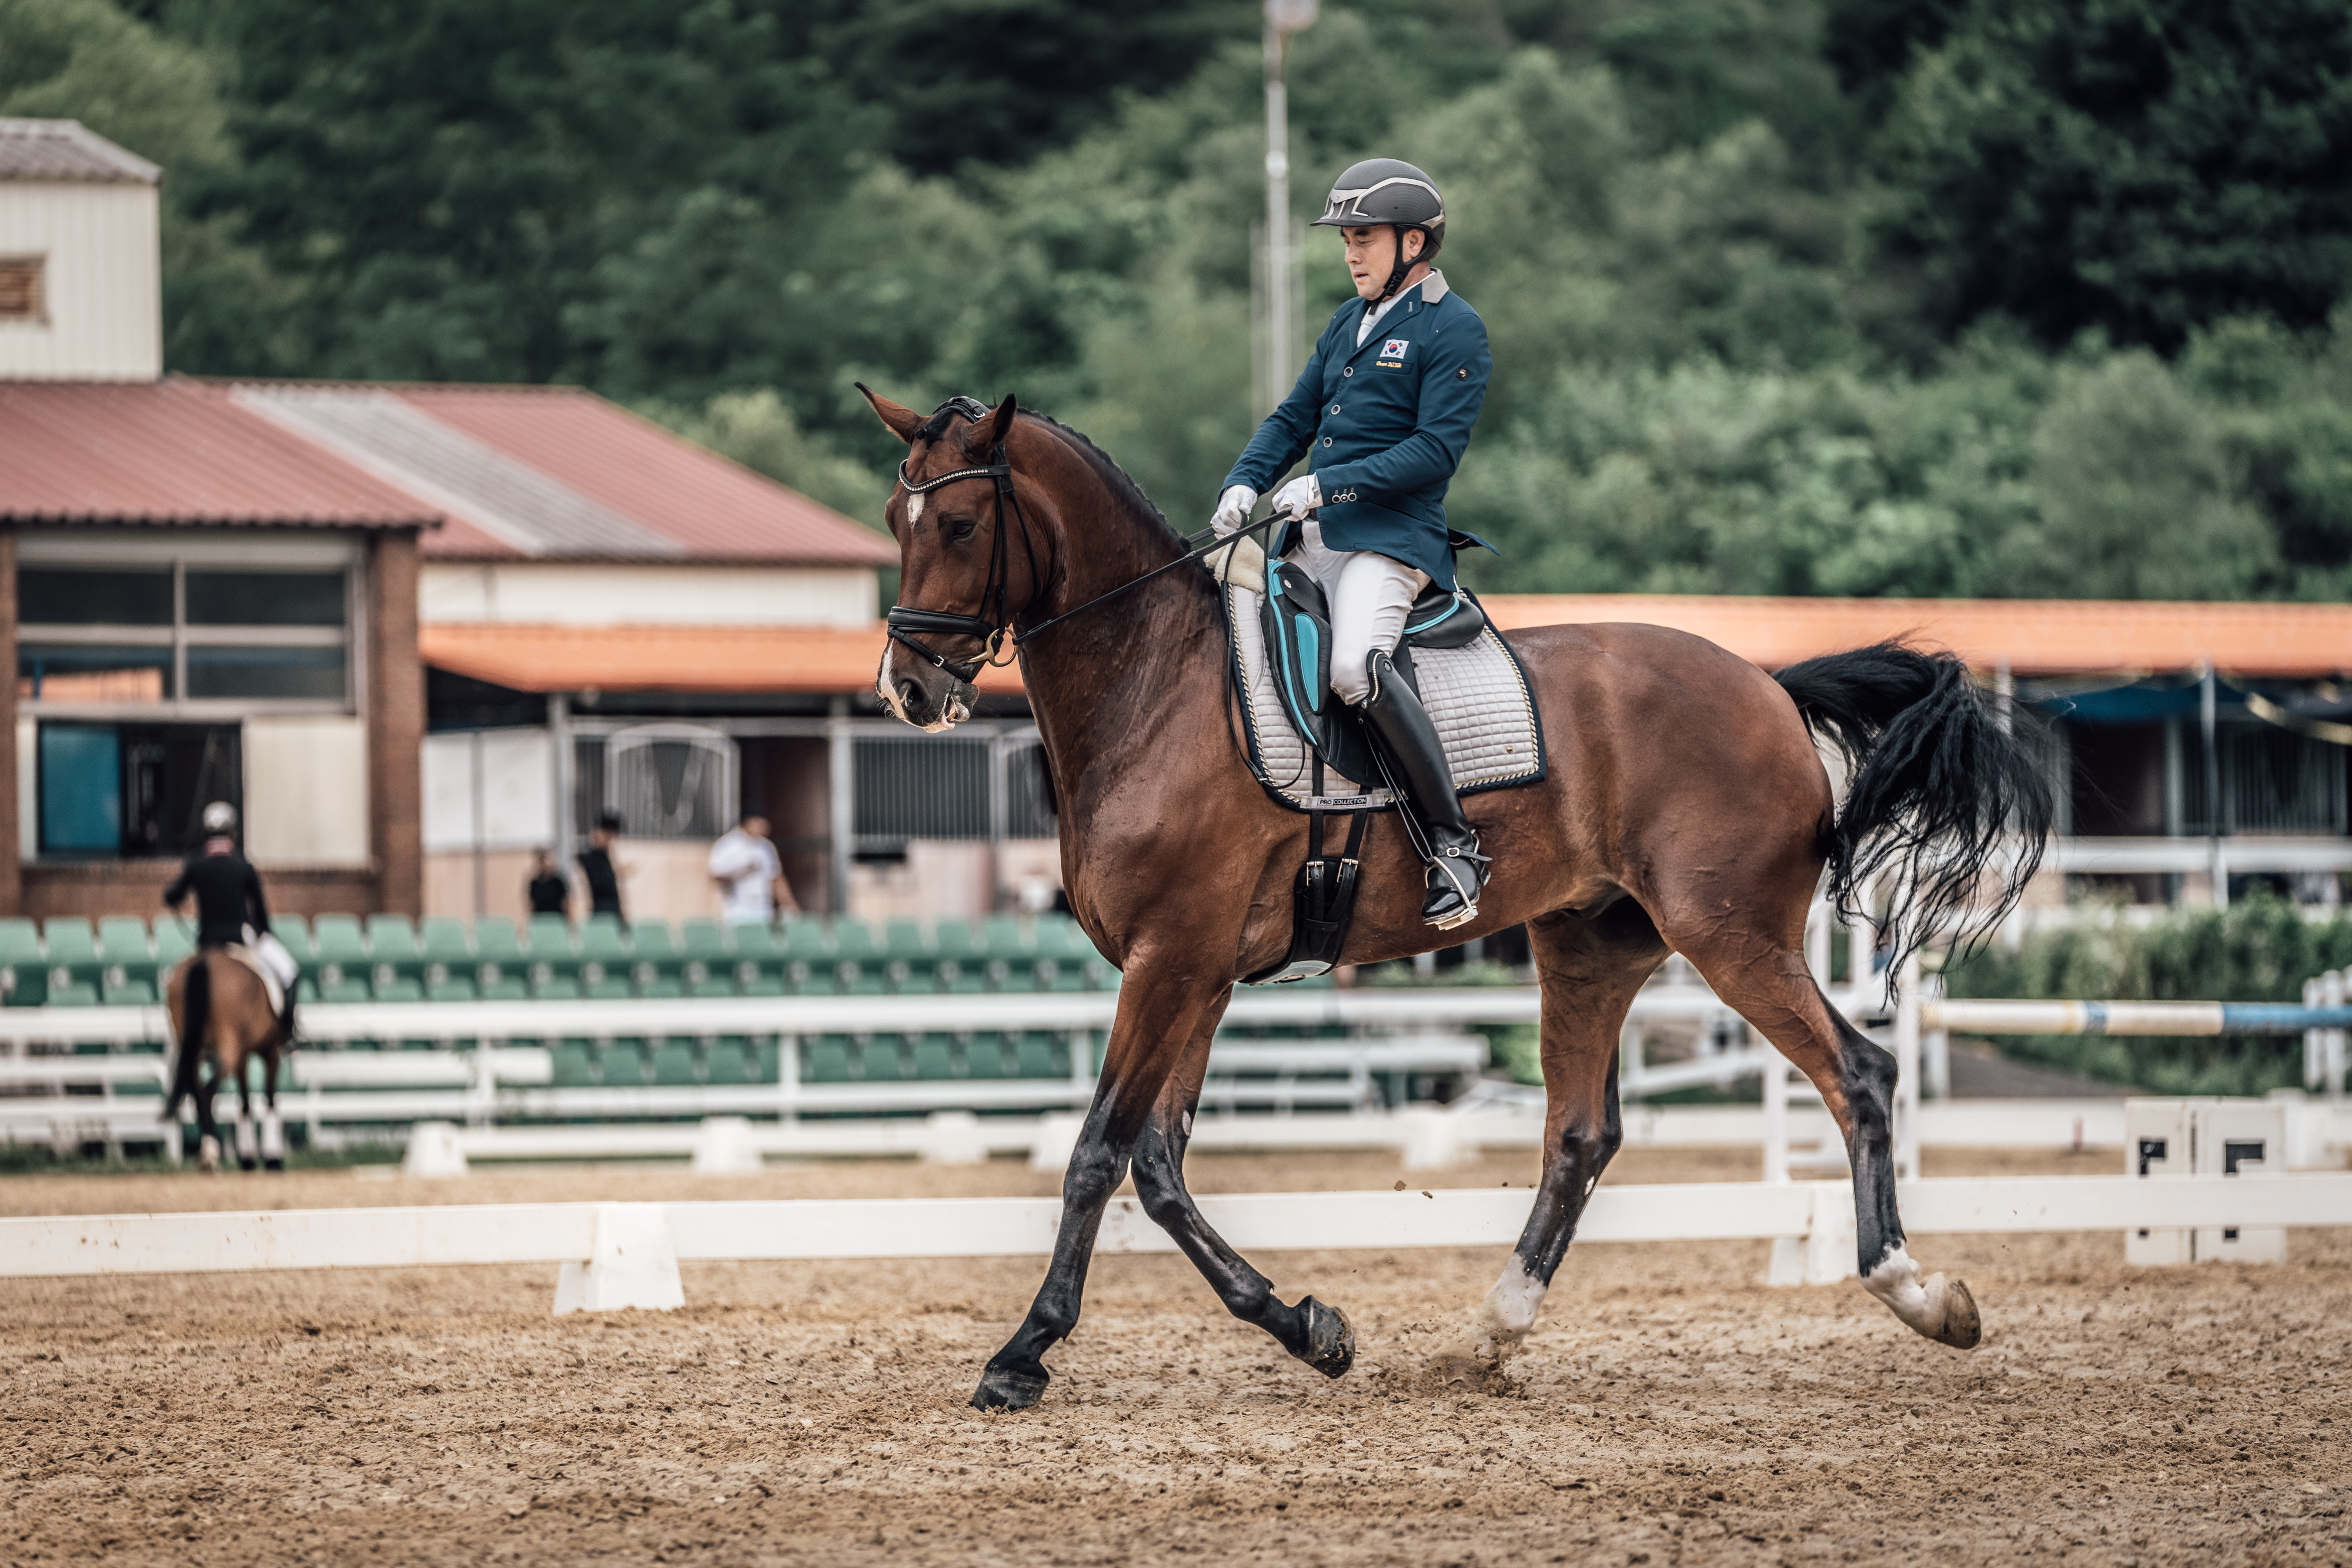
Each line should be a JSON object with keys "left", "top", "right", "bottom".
{"left": 396, "top": 387, "right": 897, "bottom": 566}
{"left": 423, "top": 596, "right": 2352, "bottom": 697}
{"left": 0, "top": 379, "right": 437, "bottom": 528}
{"left": 1479, "top": 595, "right": 2352, "bottom": 678}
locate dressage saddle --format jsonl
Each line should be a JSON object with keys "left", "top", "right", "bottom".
{"left": 1259, "top": 563, "right": 1489, "bottom": 788}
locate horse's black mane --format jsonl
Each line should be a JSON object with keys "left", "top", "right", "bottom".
{"left": 918, "top": 397, "right": 1183, "bottom": 550}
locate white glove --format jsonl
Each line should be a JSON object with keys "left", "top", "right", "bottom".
{"left": 1208, "top": 533, "right": 1267, "bottom": 593}
{"left": 1210, "top": 484, "right": 1257, "bottom": 537}
{"left": 1269, "top": 473, "right": 1321, "bottom": 520}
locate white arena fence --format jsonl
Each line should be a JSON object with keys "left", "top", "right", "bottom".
{"left": 6, "top": 1173, "right": 2350, "bottom": 1312}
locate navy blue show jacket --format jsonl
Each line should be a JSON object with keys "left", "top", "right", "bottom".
{"left": 1220, "top": 270, "right": 1494, "bottom": 590}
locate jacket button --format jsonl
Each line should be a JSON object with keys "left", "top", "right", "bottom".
{"left": 1342, "top": 367, "right": 1353, "bottom": 377}
{"left": 1321, "top": 437, "right": 1332, "bottom": 448}
{"left": 1329, "top": 403, "right": 1340, "bottom": 414}
{"left": 1458, "top": 366, "right": 1468, "bottom": 379}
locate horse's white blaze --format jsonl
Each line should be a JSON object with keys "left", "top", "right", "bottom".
{"left": 1862, "top": 1241, "right": 1956, "bottom": 1336}
{"left": 906, "top": 493, "right": 924, "bottom": 525}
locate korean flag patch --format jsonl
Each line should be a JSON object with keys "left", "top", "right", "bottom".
{"left": 1381, "top": 337, "right": 1411, "bottom": 359}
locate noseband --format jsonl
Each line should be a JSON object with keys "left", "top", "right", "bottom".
{"left": 885, "top": 397, "right": 1282, "bottom": 685}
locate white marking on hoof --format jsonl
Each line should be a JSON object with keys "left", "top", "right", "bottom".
{"left": 1862, "top": 1242, "right": 1981, "bottom": 1348}
{"left": 260, "top": 1114, "right": 285, "bottom": 1163}
{"left": 1433, "top": 1257, "right": 1547, "bottom": 1373}
{"left": 198, "top": 1135, "right": 222, "bottom": 1174}
{"left": 234, "top": 1118, "right": 259, "bottom": 1165}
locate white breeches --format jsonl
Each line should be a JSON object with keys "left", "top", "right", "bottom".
{"left": 1287, "top": 520, "right": 1430, "bottom": 706}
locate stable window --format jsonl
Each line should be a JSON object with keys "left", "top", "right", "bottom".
{"left": 36, "top": 721, "right": 242, "bottom": 858}
{"left": 18, "top": 557, "right": 352, "bottom": 712}
{"left": 0, "top": 256, "right": 42, "bottom": 322}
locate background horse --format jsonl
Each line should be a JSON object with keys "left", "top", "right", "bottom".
{"left": 861, "top": 388, "right": 2052, "bottom": 1413}
{"left": 163, "top": 951, "right": 290, "bottom": 1173}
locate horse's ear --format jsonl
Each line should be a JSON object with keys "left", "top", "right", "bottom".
{"left": 857, "top": 383, "right": 924, "bottom": 445}
{"left": 984, "top": 393, "right": 1018, "bottom": 450}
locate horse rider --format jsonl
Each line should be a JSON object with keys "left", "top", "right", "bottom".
{"left": 163, "top": 802, "right": 300, "bottom": 1040}
{"left": 1211, "top": 157, "right": 1495, "bottom": 928}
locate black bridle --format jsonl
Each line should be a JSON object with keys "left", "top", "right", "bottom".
{"left": 884, "top": 400, "right": 1284, "bottom": 684}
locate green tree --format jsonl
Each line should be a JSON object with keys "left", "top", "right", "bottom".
{"left": 1871, "top": 0, "right": 2352, "bottom": 352}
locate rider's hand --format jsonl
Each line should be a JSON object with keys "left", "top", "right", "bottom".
{"left": 1269, "top": 473, "right": 1321, "bottom": 520}
{"left": 1211, "top": 484, "right": 1257, "bottom": 536}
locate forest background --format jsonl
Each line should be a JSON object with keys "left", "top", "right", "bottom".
{"left": 5, "top": 0, "right": 2350, "bottom": 602}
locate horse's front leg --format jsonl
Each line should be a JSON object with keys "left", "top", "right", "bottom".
{"left": 971, "top": 958, "right": 1224, "bottom": 1412}
{"left": 259, "top": 1048, "right": 286, "bottom": 1172}
{"left": 228, "top": 1051, "right": 258, "bottom": 1171}
{"left": 1129, "top": 994, "right": 1354, "bottom": 1378}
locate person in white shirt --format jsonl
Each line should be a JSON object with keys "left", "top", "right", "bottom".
{"left": 709, "top": 814, "right": 795, "bottom": 925}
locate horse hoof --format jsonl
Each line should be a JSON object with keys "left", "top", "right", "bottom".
{"left": 1293, "top": 1296, "right": 1355, "bottom": 1379}
{"left": 197, "top": 1136, "right": 221, "bottom": 1174}
{"left": 970, "top": 1363, "right": 1049, "bottom": 1412}
{"left": 263, "top": 1158, "right": 285, "bottom": 1174}
{"left": 1928, "top": 1275, "right": 1982, "bottom": 1350}
{"left": 239, "top": 1157, "right": 259, "bottom": 1172}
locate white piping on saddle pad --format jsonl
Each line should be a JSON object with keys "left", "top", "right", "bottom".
{"left": 1227, "top": 585, "right": 1543, "bottom": 811}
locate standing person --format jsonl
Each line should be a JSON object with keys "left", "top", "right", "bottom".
{"left": 1210, "top": 158, "right": 1494, "bottom": 929}
{"left": 525, "top": 848, "right": 569, "bottom": 919}
{"left": 163, "top": 801, "right": 299, "bottom": 1039}
{"left": 709, "top": 813, "right": 796, "bottom": 925}
{"left": 577, "top": 812, "right": 627, "bottom": 925}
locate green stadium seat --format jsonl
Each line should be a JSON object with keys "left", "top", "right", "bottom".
{"left": 705, "top": 1038, "right": 753, "bottom": 1086}
{"left": 526, "top": 913, "right": 574, "bottom": 957}
{"left": 420, "top": 916, "right": 473, "bottom": 962}
{"left": 981, "top": 915, "right": 1031, "bottom": 957}
{"left": 43, "top": 919, "right": 102, "bottom": 992}
{"left": 479, "top": 970, "right": 530, "bottom": 1002}
{"left": 370, "top": 970, "right": 425, "bottom": 1004}
{"left": 908, "top": 1033, "right": 958, "bottom": 1079}
{"left": 476, "top": 916, "right": 526, "bottom": 963}
{"left": 885, "top": 958, "right": 931, "bottom": 995}
{"left": 732, "top": 923, "right": 780, "bottom": 961}
{"left": 0, "top": 918, "right": 47, "bottom": 1005}
{"left": 599, "top": 1042, "right": 650, "bottom": 1089}
{"left": 98, "top": 917, "right": 155, "bottom": 992}
{"left": 784, "top": 960, "right": 836, "bottom": 996}
{"left": 934, "top": 921, "right": 986, "bottom": 964}
{"left": 963, "top": 1032, "right": 1011, "bottom": 1078}
{"left": 881, "top": 918, "right": 931, "bottom": 962}
{"left": 858, "top": 1035, "right": 908, "bottom": 1081}
{"left": 152, "top": 920, "right": 196, "bottom": 975}
{"left": 779, "top": 920, "right": 831, "bottom": 963}
{"left": 550, "top": 1041, "right": 598, "bottom": 1088}
{"left": 426, "top": 974, "right": 479, "bottom": 1003}
{"left": 44, "top": 981, "right": 101, "bottom": 1007}
{"left": 681, "top": 918, "right": 729, "bottom": 961}
{"left": 933, "top": 959, "right": 987, "bottom": 995}
{"left": 650, "top": 1039, "right": 700, "bottom": 1086}
{"left": 367, "top": 915, "right": 423, "bottom": 993}
{"left": 734, "top": 962, "right": 783, "bottom": 998}
{"left": 836, "top": 960, "right": 888, "bottom": 997}
{"left": 312, "top": 915, "right": 370, "bottom": 1001}
{"left": 988, "top": 957, "right": 1037, "bottom": 993}
{"left": 830, "top": 920, "right": 883, "bottom": 965}
{"left": 755, "top": 1037, "right": 781, "bottom": 1083}
{"left": 532, "top": 972, "right": 582, "bottom": 1001}
{"left": 1013, "top": 1032, "right": 1070, "bottom": 1078}
{"left": 803, "top": 1036, "right": 854, "bottom": 1084}
{"left": 259, "top": 917, "right": 307, "bottom": 969}
{"left": 685, "top": 963, "right": 735, "bottom": 999}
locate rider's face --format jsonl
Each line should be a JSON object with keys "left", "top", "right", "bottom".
{"left": 1341, "top": 225, "right": 1424, "bottom": 300}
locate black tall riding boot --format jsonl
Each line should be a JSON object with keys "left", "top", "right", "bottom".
{"left": 1358, "top": 650, "right": 1490, "bottom": 930}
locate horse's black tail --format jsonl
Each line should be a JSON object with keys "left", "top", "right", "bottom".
{"left": 165, "top": 955, "right": 208, "bottom": 1122}
{"left": 1775, "top": 641, "right": 2054, "bottom": 975}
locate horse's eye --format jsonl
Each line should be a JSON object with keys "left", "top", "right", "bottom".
{"left": 948, "top": 516, "right": 978, "bottom": 542}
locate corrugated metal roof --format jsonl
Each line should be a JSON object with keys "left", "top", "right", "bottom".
{"left": 423, "top": 597, "right": 2352, "bottom": 698}
{"left": 0, "top": 379, "right": 437, "bottom": 527}
{"left": 0, "top": 119, "right": 160, "bottom": 185}
{"left": 1480, "top": 595, "right": 2352, "bottom": 678}
{"left": 399, "top": 387, "right": 897, "bottom": 566}
{"left": 418, "top": 621, "right": 1003, "bottom": 696}
{"left": 235, "top": 385, "right": 681, "bottom": 560}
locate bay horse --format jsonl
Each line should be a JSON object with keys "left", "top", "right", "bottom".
{"left": 163, "top": 951, "right": 290, "bottom": 1173}
{"left": 860, "top": 388, "right": 2050, "bottom": 1412}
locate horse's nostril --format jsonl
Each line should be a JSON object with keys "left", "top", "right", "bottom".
{"left": 899, "top": 678, "right": 927, "bottom": 712}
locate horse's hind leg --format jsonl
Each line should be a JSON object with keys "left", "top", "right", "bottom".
{"left": 193, "top": 1065, "right": 222, "bottom": 1174}
{"left": 227, "top": 1047, "right": 258, "bottom": 1172}
{"left": 1431, "top": 903, "right": 1662, "bottom": 1380}
{"left": 1129, "top": 995, "right": 1354, "bottom": 1379}
{"left": 259, "top": 1047, "right": 286, "bottom": 1172}
{"left": 1679, "top": 922, "right": 1980, "bottom": 1350}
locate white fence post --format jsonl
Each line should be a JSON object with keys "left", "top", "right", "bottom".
{"left": 1893, "top": 952, "right": 1922, "bottom": 1182}
{"left": 2308, "top": 977, "right": 2326, "bottom": 1092}
{"left": 1802, "top": 1181, "right": 1857, "bottom": 1285}
{"left": 552, "top": 1202, "right": 684, "bottom": 1315}
{"left": 2327, "top": 970, "right": 2347, "bottom": 1098}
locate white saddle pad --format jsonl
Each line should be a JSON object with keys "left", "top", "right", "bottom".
{"left": 1226, "top": 584, "right": 1545, "bottom": 811}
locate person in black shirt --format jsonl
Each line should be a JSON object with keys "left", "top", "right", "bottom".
{"left": 163, "top": 801, "right": 296, "bottom": 1039}
{"left": 526, "top": 848, "right": 569, "bottom": 918}
{"left": 577, "top": 812, "right": 626, "bottom": 924}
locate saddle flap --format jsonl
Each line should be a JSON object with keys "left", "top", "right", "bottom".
{"left": 1261, "top": 560, "right": 1334, "bottom": 744}
{"left": 1402, "top": 584, "right": 1489, "bottom": 649}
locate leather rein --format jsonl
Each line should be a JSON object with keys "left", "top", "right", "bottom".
{"left": 884, "top": 409, "right": 1283, "bottom": 684}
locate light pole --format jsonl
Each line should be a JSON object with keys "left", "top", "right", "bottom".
{"left": 1260, "top": 0, "right": 1318, "bottom": 418}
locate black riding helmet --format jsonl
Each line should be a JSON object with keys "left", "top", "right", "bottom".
{"left": 1312, "top": 158, "right": 1445, "bottom": 301}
